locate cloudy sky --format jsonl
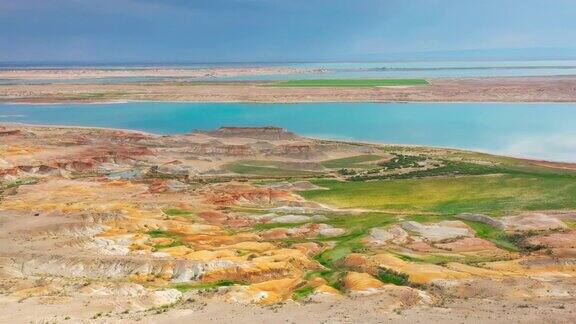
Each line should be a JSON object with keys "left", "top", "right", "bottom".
{"left": 1, "top": 0, "right": 576, "bottom": 63}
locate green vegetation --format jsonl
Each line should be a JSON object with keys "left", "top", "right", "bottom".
{"left": 377, "top": 154, "right": 426, "bottom": 170}
{"left": 404, "top": 214, "right": 456, "bottom": 223}
{"left": 251, "top": 222, "right": 305, "bottom": 231}
{"left": 147, "top": 229, "right": 175, "bottom": 238}
{"left": 270, "top": 79, "right": 429, "bottom": 87}
{"left": 265, "top": 213, "right": 397, "bottom": 288}
{"left": 65, "top": 92, "right": 127, "bottom": 101}
{"left": 146, "top": 229, "right": 183, "bottom": 249}
{"left": 315, "top": 239, "right": 364, "bottom": 267}
{"left": 0, "top": 178, "right": 38, "bottom": 195}
{"left": 163, "top": 208, "right": 194, "bottom": 217}
{"left": 394, "top": 252, "right": 463, "bottom": 265}
{"left": 301, "top": 173, "right": 576, "bottom": 215}
{"left": 322, "top": 212, "right": 397, "bottom": 233}
{"left": 376, "top": 268, "right": 408, "bottom": 286}
{"left": 231, "top": 206, "right": 271, "bottom": 214}
{"left": 172, "top": 280, "right": 242, "bottom": 292}
{"left": 350, "top": 160, "right": 502, "bottom": 181}
{"left": 305, "top": 270, "right": 344, "bottom": 291}
{"left": 564, "top": 219, "right": 576, "bottom": 229}
{"left": 292, "top": 285, "right": 316, "bottom": 300}
{"left": 463, "top": 221, "right": 546, "bottom": 252}
{"left": 462, "top": 220, "right": 519, "bottom": 251}
{"left": 321, "top": 155, "right": 383, "bottom": 169}
{"left": 314, "top": 212, "right": 395, "bottom": 267}
{"left": 225, "top": 160, "right": 324, "bottom": 178}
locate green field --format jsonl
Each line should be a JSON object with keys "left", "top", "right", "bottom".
{"left": 321, "top": 155, "right": 384, "bottom": 169}
{"left": 225, "top": 160, "right": 325, "bottom": 177}
{"left": 301, "top": 173, "right": 576, "bottom": 215}
{"left": 463, "top": 220, "right": 520, "bottom": 251}
{"left": 270, "top": 79, "right": 429, "bottom": 87}
{"left": 163, "top": 208, "right": 194, "bottom": 217}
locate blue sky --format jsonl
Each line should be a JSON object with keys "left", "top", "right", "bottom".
{"left": 1, "top": 0, "right": 576, "bottom": 63}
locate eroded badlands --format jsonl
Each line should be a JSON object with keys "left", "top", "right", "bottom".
{"left": 0, "top": 125, "right": 575, "bottom": 323}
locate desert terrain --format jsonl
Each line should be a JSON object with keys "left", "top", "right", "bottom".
{"left": 2, "top": 74, "right": 576, "bottom": 103}
{"left": 1, "top": 124, "right": 575, "bottom": 323}
{"left": 0, "top": 67, "right": 324, "bottom": 80}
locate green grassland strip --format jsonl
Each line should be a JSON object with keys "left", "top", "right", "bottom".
{"left": 163, "top": 208, "right": 194, "bottom": 217}
{"left": 225, "top": 161, "right": 325, "bottom": 177}
{"left": 172, "top": 280, "right": 242, "bottom": 292}
{"left": 462, "top": 220, "right": 520, "bottom": 251}
{"left": 270, "top": 79, "right": 429, "bottom": 87}
{"left": 321, "top": 155, "right": 384, "bottom": 169}
{"left": 301, "top": 172, "right": 576, "bottom": 215}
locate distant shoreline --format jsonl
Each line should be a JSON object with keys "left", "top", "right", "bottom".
{"left": 2, "top": 75, "right": 576, "bottom": 104}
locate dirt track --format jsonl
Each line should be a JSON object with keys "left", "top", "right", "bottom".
{"left": 2, "top": 76, "right": 576, "bottom": 103}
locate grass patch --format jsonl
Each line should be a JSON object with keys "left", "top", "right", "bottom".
{"left": 0, "top": 178, "right": 38, "bottom": 194}
{"left": 404, "top": 214, "right": 456, "bottom": 223}
{"left": 463, "top": 221, "right": 520, "bottom": 251}
{"left": 147, "top": 229, "right": 175, "bottom": 238}
{"left": 271, "top": 79, "right": 429, "bottom": 87}
{"left": 376, "top": 268, "right": 408, "bottom": 286}
{"left": 292, "top": 285, "right": 316, "bottom": 300}
{"left": 350, "top": 160, "right": 502, "bottom": 181}
{"left": 312, "top": 213, "right": 396, "bottom": 267}
{"left": 323, "top": 212, "right": 397, "bottom": 232}
{"left": 305, "top": 270, "right": 344, "bottom": 291}
{"left": 315, "top": 239, "right": 364, "bottom": 267}
{"left": 163, "top": 208, "right": 194, "bottom": 217}
{"left": 252, "top": 222, "right": 305, "bottom": 231}
{"left": 564, "top": 219, "right": 576, "bottom": 229}
{"left": 64, "top": 92, "right": 127, "bottom": 101}
{"left": 172, "top": 280, "right": 241, "bottom": 292}
{"left": 377, "top": 154, "right": 426, "bottom": 170}
{"left": 394, "top": 252, "right": 463, "bottom": 265}
{"left": 225, "top": 160, "right": 324, "bottom": 178}
{"left": 146, "top": 229, "right": 184, "bottom": 249}
{"left": 231, "top": 206, "right": 271, "bottom": 214}
{"left": 302, "top": 173, "right": 576, "bottom": 215}
{"left": 321, "top": 155, "right": 384, "bottom": 169}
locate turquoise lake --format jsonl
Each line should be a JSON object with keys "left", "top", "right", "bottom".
{"left": 1, "top": 102, "right": 575, "bottom": 162}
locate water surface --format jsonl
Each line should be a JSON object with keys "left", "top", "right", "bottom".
{"left": 1, "top": 102, "right": 575, "bottom": 162}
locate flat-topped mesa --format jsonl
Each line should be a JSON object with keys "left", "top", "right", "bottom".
{"left": 200, "top": 126, "right": 300, "bottom": 140}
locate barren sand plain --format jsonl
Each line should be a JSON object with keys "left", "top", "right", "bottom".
{"left": 2, "top": 75, "right": 576, "bottom": 103}
{"left": 0, "top": 67, "right": 324, "bottom": 80}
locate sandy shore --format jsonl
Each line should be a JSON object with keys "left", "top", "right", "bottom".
{"left": 1, "top": 76, "right": 576, "bottom": 103}
{"left": 0, "top": 67, "right": 324, "bottom": 80}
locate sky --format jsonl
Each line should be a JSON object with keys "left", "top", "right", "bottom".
{"left": 1, "top": 0, "right": 576, "bottom": 63}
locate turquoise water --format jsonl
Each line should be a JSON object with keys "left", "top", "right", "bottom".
{"left": 1, "top": 102, "right": 575, "bottom": 162}
{"left": 216, "top": 60, "right": 576, "bottom": 81}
